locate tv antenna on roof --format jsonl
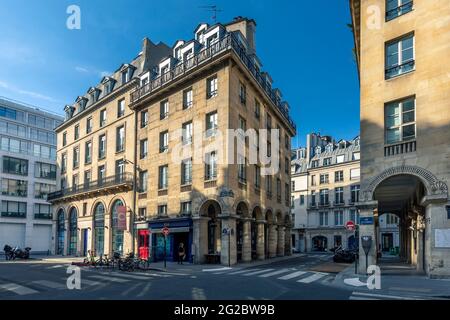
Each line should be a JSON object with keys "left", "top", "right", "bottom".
{"left": 199, "top": 5, "right": 223, "bottom": 23}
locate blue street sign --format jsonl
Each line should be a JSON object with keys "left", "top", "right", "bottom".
{"left": 359, "top": 217, "right": 374, "bottom": 225}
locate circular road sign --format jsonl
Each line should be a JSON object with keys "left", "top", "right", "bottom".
{"left": 162, "top": 227, "right": 170, "bottom": 236}
{"left": 346, "top": 221, "right": 356, "bottom": 231}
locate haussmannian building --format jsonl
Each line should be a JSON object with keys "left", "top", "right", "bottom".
{"left": 291, "top": 133, "right": 361, "bottom": 253}
{"left": 350, "top": 0, "right": 450, "bottom": 277}
{"left": 0, "top": 97, "right": 63, "bottom": 254}
{"left": 49, "top": 17, "right": 297, "bottom": 266}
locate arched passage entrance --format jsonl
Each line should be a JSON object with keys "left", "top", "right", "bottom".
{"left": 199, "top": 200, "right": 221, "bottom": 255}
{"left": 359, "top": 165, "right": 449, "bottom": 276}
{"left": 251, "top": 206, "right": 264, "bottom": 260}
{"left": 235, "top": 202, "right": 249, "bottom": 262}
{"left": 93, "top": 202, "right": 105, "bottom": 256}
{"left": 312, "top": 235, "right": 327, "bottom": 252}
{"left": 68, "top": 207, "right": 78, "bottom": 256}
{"left": 374, "top": 174, "right": 426, "bottom": 270}
{"left": 56, "top": 209, "right": 65, "bottom": 255}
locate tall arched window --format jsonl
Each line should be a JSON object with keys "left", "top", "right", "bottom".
{"left": 57, "top": 209, "right": 65, "bottom": 255}
{"left": 111, "top": 200, "right": 124, "bottom": 255}
{"left": 68, "top": 207, "right": 78, "bottom": 255}
{"left": 93, "top": 203, "right": 105, "bottom": 256}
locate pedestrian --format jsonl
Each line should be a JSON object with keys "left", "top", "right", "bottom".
{"left": 178, "top": 243, "right": 185, "bottom": 265}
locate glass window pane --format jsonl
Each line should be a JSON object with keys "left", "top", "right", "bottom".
{"left": 402, "top": 110, "right": 415, "bottom": 123}
{"left": 387, "top": 128, "right": 401, "bottom": 144}
{"left": 402, "top": 124, "right": 415, "bottom": 140}
{"left": 402, "top": 48, "right": 413, "bottom": 62}
{"left": 403, "top": 99, "right": 415, "bottom": 112}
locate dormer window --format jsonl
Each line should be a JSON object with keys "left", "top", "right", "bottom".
{"left": 325, "top": 144, "right": 333, "bottom": 152}
{"left": 64, "top": 106, "right": 75, "bottom": 120}
{"left": 77, "top": 97, "right": 88, "bottom": 112}
{"left": 315, "top": 146, "right": 322, "bottom": 155}
{"left": 120, "top": 65, "right": 135, "bottom": 85}
{"left": 89, "top": 88, "right": 100, "bottom": 104}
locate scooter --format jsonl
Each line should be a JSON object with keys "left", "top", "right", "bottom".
{"left": 11, "top": 246, "right": 31, "bottom": 260}
{"left": 333, "top": 246, "right": 356, "bottom": 263}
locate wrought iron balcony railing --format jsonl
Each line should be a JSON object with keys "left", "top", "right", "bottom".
{"left": 47, "top": 173, "right": 133, "bottom": 202}
{"left": 130, "top": 34, "right": 296, "bottom": 132}
{"left": 386, "top": 1, "right": 413, "bottom": 21}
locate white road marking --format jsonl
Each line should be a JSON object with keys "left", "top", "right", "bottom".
{"left": 243, "top": 269, "right": 275, "bottom": 276}
{"left": 258, "top": 269, "right": 291, "bottom": 278}
{"left": 297, "top": 272, "right": 328, "bottom": 283}
{"left": 351, "top": 291, "right": 424, "bottom": 300}
{"left": 105, "top": 272, "right": 152, "bottom": 281}
{"left": 344, "top": 278, "right": 367, "bottom": 287}
{"left": 137, "top": 282, "right": 152, "bottom": 298}
{"left": 0, "top": 283, "right": 38, "bottom": 295}
{"left": 228, "top": 269, "right": 261, "bottom": 275}
{"left": 88, "top": 275, "right": 130, "bottom": 283}
{"left": 203, "top": 267, "right": 233, "bottom": 272}
{"left": 80, "top": 279, "right": 101, "bottom": 286}
{"left": 31, "top": 280, "right": 65, "bottom": 289}
{"left": 349, "top": 296, "right": 378, "bottom": 300}
{"left": 46, "top": 265, "right": 65, "bottom": 269}
{"left": 278, "top": 271, "right": 307, "bottom": 280}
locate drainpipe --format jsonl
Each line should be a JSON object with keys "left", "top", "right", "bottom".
{"left": 131, "top": 103, "right": 138, "bottom": 255}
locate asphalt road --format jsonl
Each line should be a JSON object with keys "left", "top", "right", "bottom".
{"left": 0, "top": 253, "right": 353, "bottom": 300}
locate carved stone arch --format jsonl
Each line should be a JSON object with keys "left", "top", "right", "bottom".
{"left": 265, "top": 208, "right": 275, "bottom": 224}
{"left": 362, "top": 165, "right": 449, "bottom": 202}
{"left": 250, "top": 204, "right": 264, "bottom": 220}
{"left": 195, "top": 197, "right": 225, "bottom": 217}
{"left": 55, "top": 207, "right": 66, "bottom": 220}
{"left": 90, "top": 199, "right": 107, "bottom": 217}
{"left": 233, "top": 198, "right": 251, "bottom": 217}
{"left": 108, "top": 196, "right": 126, "bottom": 214}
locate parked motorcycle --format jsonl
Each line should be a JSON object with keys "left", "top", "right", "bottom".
{"left": 3, "top": 245, "right": 31, "bottom": 260}
{"left": 333, "top": 246, "right": 356, "bottom": 263}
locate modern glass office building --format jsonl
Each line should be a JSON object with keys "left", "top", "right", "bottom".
{"left": 0, "top": 97, "right": 63, "bottom": 254}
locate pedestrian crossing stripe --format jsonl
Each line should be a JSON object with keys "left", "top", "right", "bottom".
{"left": 297, "top": 272, "right": 328, "bottom": 283}
{"left": 350, "top": 291, "right": 426, "bottom": 300}
{"left": 88, "top": 275, "right": 130, "bottom": 283}
{"left": 242, "top": 269, "right": 275, "bottom": 276}
{"left": 278, "top": 271, "right": 307, "bottom": 280}
{"left": 228, "top": 268, "right": 261, "bottom": 275}
{"left": 258, "top": 269, "right": 291, "bottom": 278}
{"left": 0, "top": 283, "right": 39, "bottom": 295}
{"left": 31, "top": 280, "right": 66, "bottom": 289}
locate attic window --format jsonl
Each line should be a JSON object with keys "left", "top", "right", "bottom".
{"left": 104, "top": 80, "right": 115, "bottom": 95}
{"left": 326, "top": 144, "right": 333, "bottom": 152}
{"left": 79, "top": 99, "right": 87, "bottom": 111}
{"left": 315, "top": 146, "right": 322, "bottom": 155}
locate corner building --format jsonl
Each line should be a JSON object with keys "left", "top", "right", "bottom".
{"left": 131, "top": 18, "right": 296, "bottom": 265}
{"left": 350, "top": 0, "right": 450, "bottom": 277}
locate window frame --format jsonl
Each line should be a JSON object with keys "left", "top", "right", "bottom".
{"left": 384, "top": 96, "right": 416, "bottom": 145}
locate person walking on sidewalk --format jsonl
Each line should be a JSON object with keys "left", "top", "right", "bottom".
{"left": 178, "top": 243, "right": 186, "bottom": 265}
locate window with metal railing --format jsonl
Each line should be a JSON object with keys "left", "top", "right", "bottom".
{"left": 386, "top": 0, "right": 413, "bottom": 21}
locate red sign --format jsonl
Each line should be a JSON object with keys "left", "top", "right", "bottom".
{"left": 162, "top": 226, "right": 170, "bottom": 236}
{"left": 117, "top": 206, "right": 127, "bottom": 231}
{"left": 346, "top": 221, "right": 356, "bottom": 231}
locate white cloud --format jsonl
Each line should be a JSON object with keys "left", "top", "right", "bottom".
{"left": 75, "top": 66, "right": 89, "bottom": 73}
{"left": 0, "top": 79, "right": 58, "bottom": 103}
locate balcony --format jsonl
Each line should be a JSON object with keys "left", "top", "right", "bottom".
{"left": 130, "top": 34, "right": 296, "bottom": 133}
{"left": 385, "top": 60, "right": 415, "bottom": 79}
{"left": 47, "top": 173, "right": 133, "bottom": 203}
{"left": 308, "top": 203, "right": 317, "bottom": 209}
{"left": 384, "top": 140, "right": 416, "bottom": 157}
{"left": 386, "top": 1, "right": 413, "bottom": 21}
{"left": 333, "top": 201, "right": 345, "bottom": 207}
{"left": 318, "top": 202, "right": 330, "bottom": 208}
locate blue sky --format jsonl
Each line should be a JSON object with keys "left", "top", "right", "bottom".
{"left": 0, "top": 0, "right": 360, "bottom": 147}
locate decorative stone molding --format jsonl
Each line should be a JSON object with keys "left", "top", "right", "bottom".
{"left": 361, "top": 165, "right": 448, "bottom": 202}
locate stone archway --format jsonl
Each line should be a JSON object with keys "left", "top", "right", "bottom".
{"left": 361, "top": 165, "right": 448, "bottom": 202}
{"left": 358, "top": 165, "right": 448, "bottom": 276}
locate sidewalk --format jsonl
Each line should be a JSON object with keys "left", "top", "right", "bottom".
{"left": 331, "top": 264, "right": 450, "bottom": 299}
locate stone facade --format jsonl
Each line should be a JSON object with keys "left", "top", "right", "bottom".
{"left": 350, "top": 0, "right": 450, "bottom": 277}
{"left": 291, "top": 134, "right": 360, "bottom": 252}
{"left": 50, "top": 17, "right": 296, "bottom": 265}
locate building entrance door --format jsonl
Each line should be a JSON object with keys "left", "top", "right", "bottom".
{"left": 138, "top": 230, "right": 150, "bottom": 260}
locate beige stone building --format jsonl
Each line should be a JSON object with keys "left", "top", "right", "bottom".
{"left": 48, "top": 40, "right": 171, "bottom": 257}
{"left": 130, "top": 18, "right": 296, "bottom": 265}
{"left": 49, "top": 17, "right": 296, "bottom": 265}
{"left": 291, "top": 134, "right": 361, "bottom": 252}
{"left": 350, "top": 0, "right": 450, "bottom": 277}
